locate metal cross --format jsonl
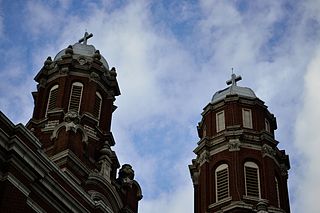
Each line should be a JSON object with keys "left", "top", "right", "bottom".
{"left": 79, "top": 32, "right": 93, "bottom": 45}
{"left": 226, "top": 73, "right": 242, "bottom": 86}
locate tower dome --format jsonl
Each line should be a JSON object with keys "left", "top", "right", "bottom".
{"left": 211, "top": 74, "right": 256, "bottom": 103}
{"left": 54, "top": 32, "right": 109, "bottom": 69}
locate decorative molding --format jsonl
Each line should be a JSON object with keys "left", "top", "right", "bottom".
{"left": 50, "top": 111, "right": 88, "bottom": 143}
{"left": 60, "top": 67, "right": 69, "bottom": 75}
{"left": 88, "top": 191, "right": 114, "bottom": 213}
{"left": 262, "top": 144, "right": 276, "bottom": 158}
{"left": 78, "top": 57, "right": 87, "bottom": 65}
{"left": 256, "top": 199, "right": 269, "bottom": 213}
{"left": 39, "top": 78, "right": 47, "bottom": 88}
{"left": 97, "top": 141, "right": 113, "bottom": 182}
{"left": 268, "top": 206, "right": 286, "bottom": 213}
{"left": 0, "top": 172, "right": 30, "bottom": 196}
{"left": 50, "top": 149, "right": 91, "bottom": 175}
{"left": 84, "top": 125, "right": 98, "bottom": 139}
{"left": 43, "top": 120, "right": 59, "bottom": 131}
{"left": 191, "top": 171, "right": 199, "bottom": 185}
{"left": 27, "top": 198, "right": 45, "bottom": 213}
{"left": 197, "top": 151, "right": 210, "bottom": 165}
{"left": 228, "top": 138, "right": 240, "bottom": 151}
{"left": 90, "top": 72, "right": 100, "bottom": 82}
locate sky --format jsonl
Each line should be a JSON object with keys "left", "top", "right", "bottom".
{"left": 0, "top": 0, "right": 320, "bottom": 212}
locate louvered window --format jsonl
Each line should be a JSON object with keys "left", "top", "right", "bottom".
{"left": 216, "top": 164, "right": 229, "bottom": 201}
{"left": 216, "top": 111, "right": 225, "bottom": 132}
{"left": 46, "top": 85, "right": 59, "bottom": 116}
{"left": 244, "top": 162, "right": 260, "bottom": 198}
{"left": 242, "top": 108, "right": 253, "bottom": 129}
{"left": 68, "top": 82, "right": 83, "bottom": 113}
{"left": 275, "top": 177, "right": 280, "bottom": 208}
{"left": 93, "top": 92, "right": 102, "bottom": 119}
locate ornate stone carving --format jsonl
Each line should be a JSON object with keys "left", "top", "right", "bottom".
{"left": 50, "top": 111, "right": 88, "bottom": 143}
{"left": 197, "top": 151, "right": 209, "bottom": 165}
{"left": 78, "top": 57, "right": 87, "bottom": 65}
{"left": 261, "top": 144, "right": 276, "bottom": 157}
{"left": 97, "top": 141, "right": 112, "bottom": 182}
{"left": 228, "top": 138, "right": 240, "bottom": 151}
{"left": 90, "top": 72, "right": 100, "bottom": 81}
{"left": 118, "top": 164, "right": 135, "bottom": 188}
{"left": 60, "top": 67, "right": 69, "bottom": 75}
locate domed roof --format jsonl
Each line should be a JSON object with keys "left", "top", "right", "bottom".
{"left": 54, "top": 32, "right": 109, "bottom": 69}
{"left": 211, "top": 74, "right": 257, "bottom": 104}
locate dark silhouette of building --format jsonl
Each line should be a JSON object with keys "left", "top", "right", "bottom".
{"left": 189, "top": 74, "right": 290, "bottom": 213}
{"left": 0, "top": 33, "right": 142, "bottom": 213}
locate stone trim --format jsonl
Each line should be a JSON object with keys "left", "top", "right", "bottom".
{"left": 208, "top": 196, "right": 232, "bottom": 209}
{"left": 26, "top": 197, "right": 46, "bottom": 213}
{"left": 219, "top": 201, "right": 252, "bottom": 212}
{"left": 0, "top": 172, "right": 30, "bottom": 196}
{"left": 50, "top": 149, "right": 91, "bottom": 175}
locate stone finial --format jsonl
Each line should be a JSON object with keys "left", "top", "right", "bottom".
{"left": 44, "top": 56, "right": 52, "bottom": 66}
{"left": 65, "top": 45, "right": 73, "bottom": 55}
{"left": 93, "top": 50, "right": 101, "bottom": 60}
{"left": 110, "top": 67, "right": 117, "bottom": 77}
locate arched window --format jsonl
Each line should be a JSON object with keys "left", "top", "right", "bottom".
{"left": 46, "top": 85, "right": 59, "bottom": 116}
{"left": 244, "top": 162, "right": 260, "bottom": 198}
{"left": 215, "top": 164, "right": 229, "bottom": 201}
{"left": 68, "top": 82, "right": 83, "bottom": 113}
{"left": 93, "top": 91, "right": 102, "bottom": 120}
{"left": 275, "top": 177, "right": 280, "bottom": 208}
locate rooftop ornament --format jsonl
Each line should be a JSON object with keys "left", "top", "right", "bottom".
{"left": 226, "top": 73, "right": 242, "bottom": 87}
{"left": 78, "top": 32, "right": 93, "bottom": 45}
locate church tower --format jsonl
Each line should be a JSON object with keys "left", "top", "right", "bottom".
{"left": 24, "top": 33, "right": 142, "bottom": 212}
{"left": 189, "top": 74, "right": 290, "bottom": 213}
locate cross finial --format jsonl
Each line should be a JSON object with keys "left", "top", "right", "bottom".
{"left": 79, "top": 32, "right": 93, "bottom": 45}
{"left": 226, "top": 73, "right": 242, "bottom": 86}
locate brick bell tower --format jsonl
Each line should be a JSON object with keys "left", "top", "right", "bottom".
{"left": 26, "top": 33, "right": 142, "bottom": 212}
{"left": 189, "top": 74, "right": 290, "bottom": 213}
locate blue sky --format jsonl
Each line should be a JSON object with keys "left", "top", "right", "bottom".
{"left": 1, "top": 0, "right": 320, "bottom": 212}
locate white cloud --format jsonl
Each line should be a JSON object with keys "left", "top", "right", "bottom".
{"left": 293, "top": 44, "right": 320, "bottom": 212}
{"left": 140, "top": 184, "right": 193, "bottom": 213}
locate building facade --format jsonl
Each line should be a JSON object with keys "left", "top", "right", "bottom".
{"left": 189, "top": 74, "right": 290, "bottom": 213}
{"left": 0, "top": 33, "right": 142, "bottom": 213}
